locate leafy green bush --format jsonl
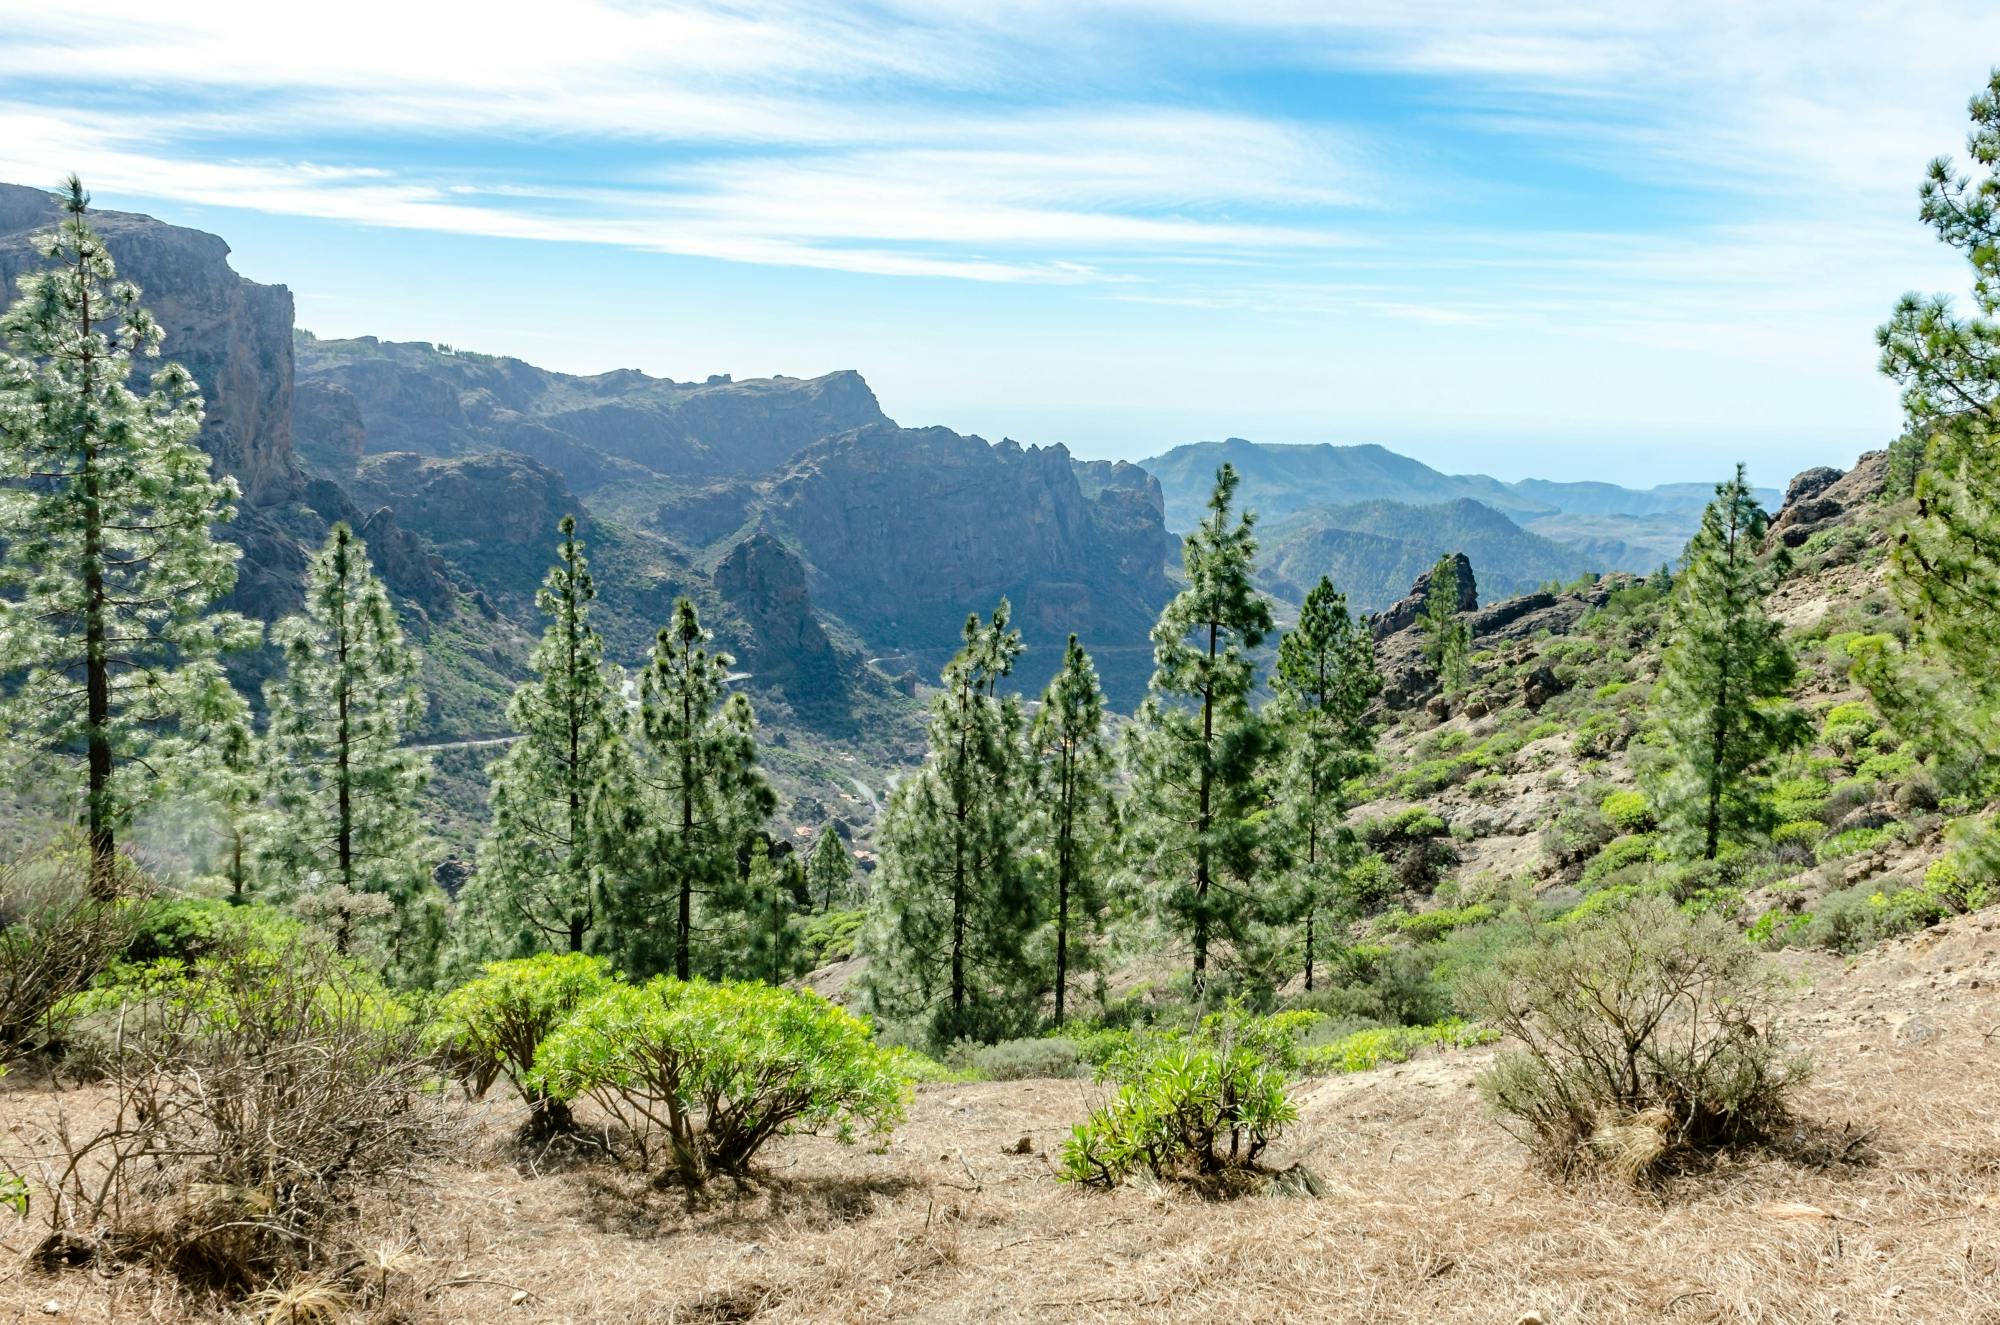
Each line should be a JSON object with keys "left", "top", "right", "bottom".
{"left": 800, "top": 908, "right": 866, "bottom": 966}
{"left": 1464, "top": 897, "right": 1806, "bottom": 1180}
{"left": 1358, "top": 807, "right": 1447, "bottom": 846}
{"left": 1297, "top": 1019, "right": 1496, "bottom": 1075}
{"left": 1598, "top": 790, "right": 1652, "bottom": 833}
{"left": 1772, "top": 819, "right": 1826, "bottom": 848}
{"left": 1922, "top": 853, "right": 1996, "bottom": 914}
{"left": 1816, "top": 824, "right": 1899, "bottom": 863}
{"left": 1820, "top": 702, "right": 1880, "bottom": 754}
{"left": 120, "top": 896, "right": 302, "bottom": 966}
{"left": 1580, "top": 833, "right": 1661, "bottom": 888}
{"left": 959, "top": 1036, "right": 1083, "bottom": 1080}
{"left": 1543, "top": 800, "right": 1616, "bottom": 867}
{"left": 432, "top": 952, "right": 617, "bottom": 1132}
{"left": 1571, "top": 710, "right": 1626, "bottom": 757}
{"left": 1770, "top": 777, "right": 1832, "bottom": 824}
{"left": 528, "top": 978, "right": 910, "bottom": 1188}
{"left": 1799, "top": 881, "right": 1943, "bottom": 953}
{"left": 1059, "top": 1011, "right": 1298, "bottom": 1187}
{"left": 1382, "top": 902, "right": 1498, "bottom": 943}
{"left": 1855, "top": 749, "right": 1918, "bottom": 784}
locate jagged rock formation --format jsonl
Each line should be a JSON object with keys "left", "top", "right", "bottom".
{"left": 294, "top": 335, "right": 888, "bottom": 487}
{"left": 0, "top": 183, "right": 300, "bottom": 506}
{"left": 292, "top": 379, "right": 366, "bottom": 476}
{"left": 1369, "top": 553, "right": 1478, "bottom": 641}
{"left": 1767, "top": 450, "right": 1891, "bottom": 549}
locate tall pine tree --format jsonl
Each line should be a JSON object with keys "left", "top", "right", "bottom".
{"left": 866, "top": 602, "right": 1038, "bottom": 1042}
{"left": 1648, "top": 467, "right": 1805, "bottom": 859}
{"left": 1027, "top": 634, "right": 1115, "bottom": 1027}
{"left": 806, "top": 824, "right": 855, "bottom": 912}
{"left": 262, "top": 524, "right": 437, "bottom": 975}
{"left": 1873, "top": 70, "right": 2000, "bottom": 777}
{"left": 457, "top": 517, "right": 619, "bottom": 964}
{"left": 1123, "top": 464, "right": 1276, "bottom": 997}
{"left": 1420, "top": 554, "right": 1471, "bottom": 696}
{"left": 0, "top": 177, "right": 255, "bottom": 896}
{"left": 1271, "top": 576, "right": 1380, "bottom": 992}
{"left": 597, "top": 597, "right": 773, "bottom": 980}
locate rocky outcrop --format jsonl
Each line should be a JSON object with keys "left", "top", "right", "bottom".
{"left": 352, "top": 451, "right": 580, "bottom": 551}
{"left": 1767, "top": 451, "right": 1891, "bottom": 549}
{"left": 0, "top": 183, "right": 301, "bottom": 506}
{"left": 293, "top": 379, "right": 366, "bottom": 475}
{"left": 1369, "top": 553, "right": 1477, "bottom": 641}
{"left": 714, "top": 531, "right": 851, "bottom": 727}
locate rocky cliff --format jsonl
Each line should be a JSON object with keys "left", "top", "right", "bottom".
{"left": 0, "top": 183, "right": 301, "bottom": 507}
{"left": 294, "top": 336, "right": 888, "bottom": 487}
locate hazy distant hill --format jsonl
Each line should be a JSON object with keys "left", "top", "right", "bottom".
{"left": 1259, "top": 497, "right": 1596, "bottom": 610}
{"left": 1141, "top": 437, "right": 1780, "bottom": 574}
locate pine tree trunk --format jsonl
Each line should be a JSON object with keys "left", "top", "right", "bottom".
{"left": 1054, "top": 745, "right": 1074, "bottom": 1028}
{"left": 1193, "top": 621, "right": 1217, "bottom": 995}
{"left": 677, "top": 637, "right": 694, "bottom": 981}
{"left": 76, "top": 269, "right": 117, "bottom": 901}
{"left": 334, "top": 542, "right": 354, "bottom": 952}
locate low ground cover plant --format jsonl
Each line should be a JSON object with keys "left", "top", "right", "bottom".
{"left": 527, "top": 977, "right": 911, "bottom": 1190}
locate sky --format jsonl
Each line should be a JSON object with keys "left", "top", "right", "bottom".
{"left": 0, "top": 2, "right": 1996, "bottom": 489}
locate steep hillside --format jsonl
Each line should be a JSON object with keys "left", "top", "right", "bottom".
{"left": 1259, "top": 497, "right": 1595, "bottom": 609}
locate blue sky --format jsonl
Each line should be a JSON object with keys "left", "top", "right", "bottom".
{"left": 1, "top": 2, "right": 1996, "bottom": 488}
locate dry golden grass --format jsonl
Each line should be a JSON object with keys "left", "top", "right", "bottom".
{"left": 4, "top": 911, "right": 1998, "bottom": 1325}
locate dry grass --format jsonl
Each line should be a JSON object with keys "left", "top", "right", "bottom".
{"left": 4, "top": 912, "right": 1999, "bottom": 1324}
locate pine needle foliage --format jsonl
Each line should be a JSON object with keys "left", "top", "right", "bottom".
{"left": 1027, "top": 633, "right": 1116, "bottom": 1027}
{"left": 597, "top": 596, "right": 773, "bottom": 981}
{"left": 457, "top": 516, "right": 620, "bottom": 966}
{"left": 806, "top": 824, "right": 855, "bottom": 913}
{"left": 1123, "top": 464, "right": 1277, "bottom": 997}
{"left": 1420, "top": 554, "right": 1472, "bottom": 695}
{"left": 866, "top": 601, "right": 1038, "bottom": 1044}
{"left": 0, "top": 177, "right": 255, "bottom": 896}
{"left": 1647, "top": 467, "right": 1805, "bottom": 860}
{"left": 1270, "top": 576, "right": 1380, "bottom": 991}
{"left": 261, "top": 524, "right": 436, "bottom": 976}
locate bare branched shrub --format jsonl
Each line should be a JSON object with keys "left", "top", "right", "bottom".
{"left": 0, "top": 846, "right": 142, "bottom": 1065}
{"left": 21, "top": 934, "right": 454, "bottom": 1290}
{"left": 1461, "top": 896, "right": 1807, "bottom": 1181}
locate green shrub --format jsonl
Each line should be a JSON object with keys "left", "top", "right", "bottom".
{"left": 1855, "top": 749, "right": 1918, "bottom": 784}
{"left": 1571, "top": 711, "right": 1626, "bottom": 757}
{"left": 1598, "top": 790, "right": 1652, "bottom": 833}
{"left": 1464, "top": 897, "right": 1806, "bottom": 1181}
{"left": 1816, "top": 824, "right": 1899, "bottom": 863}
{"left": 1772, "top": 819, "right": 1825, "bottom": 847}
{"left": 1544, "top": 800, "right": 1616, "bottom": 867}
{"left": 1297, "top": 1019, "right": 1496, "bottom": 1075}
{"left": 800, "top": 908, "right": 866, "bottom": 965}
{"left": 1058, "top": 1012, "right": 1297, "bottom": 1187}
{"left": 1770, "top": 778, "right": 1832, "bottom": 823}
{"left": 1922, "top": 853, "right": 1996, "bottom": 914}
{"left": 1383, "top": 902, "right": 1498, "bottom": 943}
{"left": 965, "top": 1036, "right": 1083, "bottom": 1080}
{"left": 0, "top": 850, "right": 141, "bottom": 1064}
{"left": 528, "top": 977, "right": 910, "bottom": 1187}
{"left": 1581, "top": 833, "right": 1661, "bottom": 888}
{"left": 431, "top": 952, "right": 618, "bottom": 1132}
{"left": 1799, "top": 881, "right": 1944, "bottom": 953}
{"left": 1358, "top": 807, "right": 1447, "bottom": 846}
{"left": 1820, "top": 702, "right": 1879, "bottom": 754}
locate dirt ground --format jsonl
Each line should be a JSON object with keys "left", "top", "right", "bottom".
{"left": 4, "top": 911, "right": 1998, "bottom": 1325}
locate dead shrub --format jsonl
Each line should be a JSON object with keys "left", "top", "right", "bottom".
{"left": 1461, "top": 895, "right": 1806, "bottom": 1181}
{"left": 0, "top": 845, "right": 143, "bottom": 1065}
{"left": 17, "top": 933, "right": 454, "bottom": 1291}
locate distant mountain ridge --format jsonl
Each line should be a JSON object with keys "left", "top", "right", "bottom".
{"left": 1259, "top": 497, "right": 1597, "bottom": 611}
{"left": 1141, "top": 438, "right": 1781, "bottom": 573}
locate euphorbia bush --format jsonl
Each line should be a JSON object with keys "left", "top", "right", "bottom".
{"left": 526, "top": 977, "right": 910, "bottom": 1187}
{"left": 431, "top": 951, "right": 617, "bottom": 1132}
{"left": 1059, "top": 1010, "right": 1298, "bottom": 1187}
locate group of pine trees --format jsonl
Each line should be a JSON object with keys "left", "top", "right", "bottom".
{"left": 1, "top": 175, "right": 1879, "bottom": 1044}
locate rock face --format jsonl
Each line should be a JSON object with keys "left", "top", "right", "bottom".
{"left": 714, "top": 532, "right": 851, "bottom": 727}
{"left": 292, "top": 380, "right": 366, "bottom": 476}
{"left": 1767, "top": 451, "right": 1891, "bottom": 550}
{"left": 294, "top": 335, "right": 888, "bottom": 487}
{"left": 1369, "top": 553, "right": 1477, "bottom": 641}
{"left": 758, "top": 425, "right": 1174, "bottom": 700}
{"left": 0, "top": 183, "right": 301, "bottom": 506}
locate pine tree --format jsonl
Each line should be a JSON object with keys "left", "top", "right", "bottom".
{"left": 1420, "top": 554, "right": 1471, "bottom": 696}
{"left": 1648, "top": 467, "right": 1805, "bottom": 859}
{"left": 262, "top": 524, "right": 436, "bottom": 973}
{"left": 183, "top": 680, "right": 263, "bottom": 903}
{"left": 597, "top": 597, "right": 773, "bottom": 980}
{"left": 1271, "top": 576, "right": 1380, "bottom": 992}
{"left": 1027, "top": 633, "right": 1115, "bottom": 1027}
{"left": 1123, "top": 464, "right": 1276, "bottom": 997}
{"left": 1873, "top": 70, "right": 2000, "bottom": 767}
{"left": 458, "top": 517, "right": 619, "bottom": 964}
{"left": 866, "top": 602, "right": 1038, "bottom": 1042}
{"left": 727, "top": 838, "right": 807, "bottom": 984}
{"left": 806, "top": 824, "right": 855, "bottom": 912}
{"left": 0, "top": 177, "right": 255, "bottom": 897}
